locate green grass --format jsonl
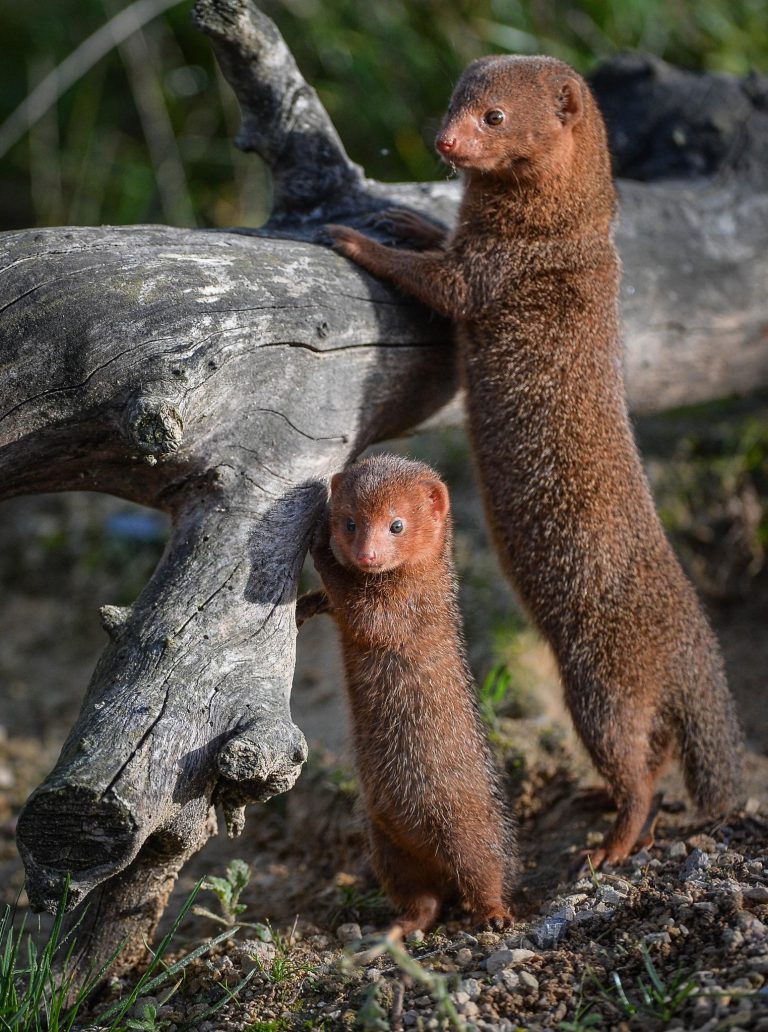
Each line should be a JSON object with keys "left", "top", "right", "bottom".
{"left": 0, "top": 878, "right": 255, "bottom": 1031}
{"left": 605, "top": 944, "right": 701, "bottom": 1022}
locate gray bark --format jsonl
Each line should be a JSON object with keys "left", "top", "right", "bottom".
{"left": 1, "top": 0, "right": 767, "bottom": 980}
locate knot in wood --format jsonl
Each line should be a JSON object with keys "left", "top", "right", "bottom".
{"left": 124, "top": 396, "right": 184, "bottom": 458}
{"left": 99, "top": 604, "right": 132, "bottom": 640}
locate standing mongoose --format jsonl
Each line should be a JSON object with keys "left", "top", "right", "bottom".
{"left": 325, "top": 56, "right": 743, "bottom": 866}
{"left": 297, "top": 454, "right": 514, "bottom": 933}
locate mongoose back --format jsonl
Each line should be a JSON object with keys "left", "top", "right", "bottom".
{"left": 298, "top": 454, "right": 515, "bottom": 933}
{"left": 326, "top": 56, "right": 743, "bottom": 866}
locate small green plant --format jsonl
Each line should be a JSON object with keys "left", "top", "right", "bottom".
{"left": 607, "top": 944, "right": 700, "bottom": 1022}
{"left": 346, "top": 934, "right": 466, "bottom": 1032}
{"left": 477, "top": 663, "right": 513, "bottom": 729}
{"left": 194, "top": 858, "right": 252, "bottom": 927}
{"left": 559, "top": 1014, "right": 603, "bottom": 1031}
{"left": 357, "top": 983, "right": 389, "bottom": 1031}
{"left": 126, "top": 1001, "right": 172, "bottom": 1031}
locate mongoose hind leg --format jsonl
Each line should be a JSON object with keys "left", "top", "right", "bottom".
{"left": 369, "top": 825, "right": 446, "bottom": 935}
{"left": 570, "top": 692, "right": 672, "bottom": 867}
{"left": 587, "top": 771, "right": 658, "bottom": 868}
{"left": 458, "top": 855, "right": 514, "bottom": 930}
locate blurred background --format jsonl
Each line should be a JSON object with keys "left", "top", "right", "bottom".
{"left": 0, "top": 0, "right": 767, "bottom": 906}
{"left": 2, "top": 0, "right": 768, "bottom": 231}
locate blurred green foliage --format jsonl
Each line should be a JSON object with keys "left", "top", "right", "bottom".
{"left": 0, "top": 0, "right": 765, "bottom": 232}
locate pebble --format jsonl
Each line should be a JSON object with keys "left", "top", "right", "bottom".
{"left": 407, "top": 929, "right": 425, "bottom": 943}
{"left": 462, "top": 978, "right": 482, "bottom": 999}
{"left": 453, "top": 992, "right": 470, "bottom": 1006}
{"left": 335, "top": 922, "right": 362, "bottom": 944}
{"left": 682, "top": 848, "right": 712, "bottom": 882}
{"left": 494, "top": 969, "right": 520, "bottom": 990}
{"left": 529, "top": 915, "right": 569, "bottom": 948}
{"left": 668, "top": 841, "right": 688, "bottom": 859}
{"left": 403, "top": 1010, "right": 419, "bottom": 1026}
{"left": 365, "top": 968, "right": 382, "bottom": 982}
{"left": 518, "top": 970, "right": 539, "bottom": 993}
{"left": 456, "top": 947, "right": 474, "bottom": 968}
{"left": 629, "top": 849, "right": 652, "bottom": 867}
{"left": 485, "top": 949, "right": 516, "bottom": 975}
{"left": 599, "top": 886, "right": 624, "bottom": 906}
{"left": 644, "top": 931, "right": 672, "bottom": 946}
{"left": 508, "top": 948, "right": 536, "bottom": 963}
{"left": 745, "top": 885, "right": 768, "bottom": 903}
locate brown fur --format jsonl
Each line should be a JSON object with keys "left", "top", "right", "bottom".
{"left": 300, "top": 454, "right": 515, "bottom": 932}
{"left": 326, "top": 56, "right": 743, "bottom": 866}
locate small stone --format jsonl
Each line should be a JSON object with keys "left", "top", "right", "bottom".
{"left": 507, "top": 948, "right": 536, "bottom": 963}
{"left": 407, "top": 929, "right": 425, "bottom": 943}
{"left": 456, "top": 948, "right": 474, "bottom": 968}
{"left": 485, "top": 950, "right": 516, "bottom": 975}
{"left": 644, "top": 931, "right": 672, "bottom": 946}
{"left": 463, "top": 1002, "right": 480, "bottom": 1019}
{"left": 336, "top": 922, "right": 362, "bottom": 944}
{"left": 460, "top": 932, "right": 479, "bottom": 945}
{"left": 452, "top": 991, "right": 470, "bottom": 1006}
{"left": 599, "top": 887, "right": 624, "bottom": 906}
{"left": 630, "top": 849, "right": 653, "bottom": 867}
{"left": 462, "top": 978, "right": 482, "bottom": 999}
{"left": 494, "top": 969, "right": 520, "bottom": 990}
{"left": 529, "top": 915, "right": 569, "bottom": 948}
{"left": 366, "top": 968, "right": 382, "bottom": 982}
{"left": 593, "top": 902, "right": 615, "bottom": 916}
{"left": 552, "top": 904, "right": 577, "bottom": 921}
{"left": 668, "top": 841, "right": 688, "bottom": 859}
{"left": 682, "top": 848, "right": 712, "bottom": 882}
{"left": 403, "top": 1010, "right": 419, "bottom": 1026}
{"left": 519, "top": 970, "right": 539, "bottom": 993}
{"left": 745, "top": 886, "right": 768, "bottom": 904}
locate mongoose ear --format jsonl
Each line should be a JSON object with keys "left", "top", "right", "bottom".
{"left": 330, "top": 473, "right": 344, "bottom": 496}
{"left": 556, "top": 77, "right": 583, "bottom": 127}
{"left": 422, "top": 479, "right": 450, "bottom": 520}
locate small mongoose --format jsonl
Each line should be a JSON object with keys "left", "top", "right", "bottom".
{"left": 325, "top": 56, "right": 743, "bottom": 866}
{"left": 297, "top": 454, "right": 514, "bottom": 933}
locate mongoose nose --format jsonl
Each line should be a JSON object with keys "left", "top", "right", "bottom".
{"left": 436, "top": 135, "right": 456, "bottom": 155}
{"left": 356, "top": 551, "right": 378, "bottom": 565}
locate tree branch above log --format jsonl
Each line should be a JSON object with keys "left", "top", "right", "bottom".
{"left": 1, "top": 0, "right": 767, "bottom": 983}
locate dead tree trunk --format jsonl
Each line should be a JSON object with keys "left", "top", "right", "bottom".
{"left": 1, "top": 0, "right": 767, "bottom": 981}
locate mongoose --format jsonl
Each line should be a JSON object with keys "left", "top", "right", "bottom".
{"left": 297, "top": 454, "right": 515, "bottom": 933}
{"left": 325, "top": 56, "right": 743, "bottom": 866}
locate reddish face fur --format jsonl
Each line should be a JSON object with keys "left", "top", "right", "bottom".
{"left": 436, "top": 55, "right": 584, "bottom": 185}
{"left": 329, "top": 466, "right": 449, "bottom": 574}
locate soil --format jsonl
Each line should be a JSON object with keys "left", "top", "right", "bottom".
{"left": 0, "top": 425, "right": 766, "bottom": 1031}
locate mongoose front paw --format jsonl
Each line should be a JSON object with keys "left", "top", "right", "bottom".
{"left": 325, "top": 224, "right": 371, "bottom": 259}
{"left": 478, "top": 908, "right": 515, "bottom": 932}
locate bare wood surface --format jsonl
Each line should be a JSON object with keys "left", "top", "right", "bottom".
{"left": 1, "top": 0, "right": 766, "bottom": 980}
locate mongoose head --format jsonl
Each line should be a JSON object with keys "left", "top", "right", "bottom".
{"left": 436, "top": 55, "right": 590, "bottom": 185}
{"left": 328, "top": 456, "right": 450, "bottom": 575}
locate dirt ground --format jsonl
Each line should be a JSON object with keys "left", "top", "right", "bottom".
{"left": 0, "top": 426, "right": 766, "bottom": 1030}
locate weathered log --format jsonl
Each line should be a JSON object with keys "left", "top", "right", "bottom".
{"left": 1, "top": 0, "right": 767, "bottom": 980}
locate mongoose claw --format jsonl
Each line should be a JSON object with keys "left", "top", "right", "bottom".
{"left": 484, "top": 910, "right": 515, "bottom": 932}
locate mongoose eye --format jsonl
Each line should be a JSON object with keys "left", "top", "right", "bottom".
{"left": 484, "top": 109, "right": 505, "bottom": 126}
{"left": 390, "top": 519, "right": 404, "bottom": 535}
{"left": 346, "top": 517, "right": 356, "bottom": 532}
